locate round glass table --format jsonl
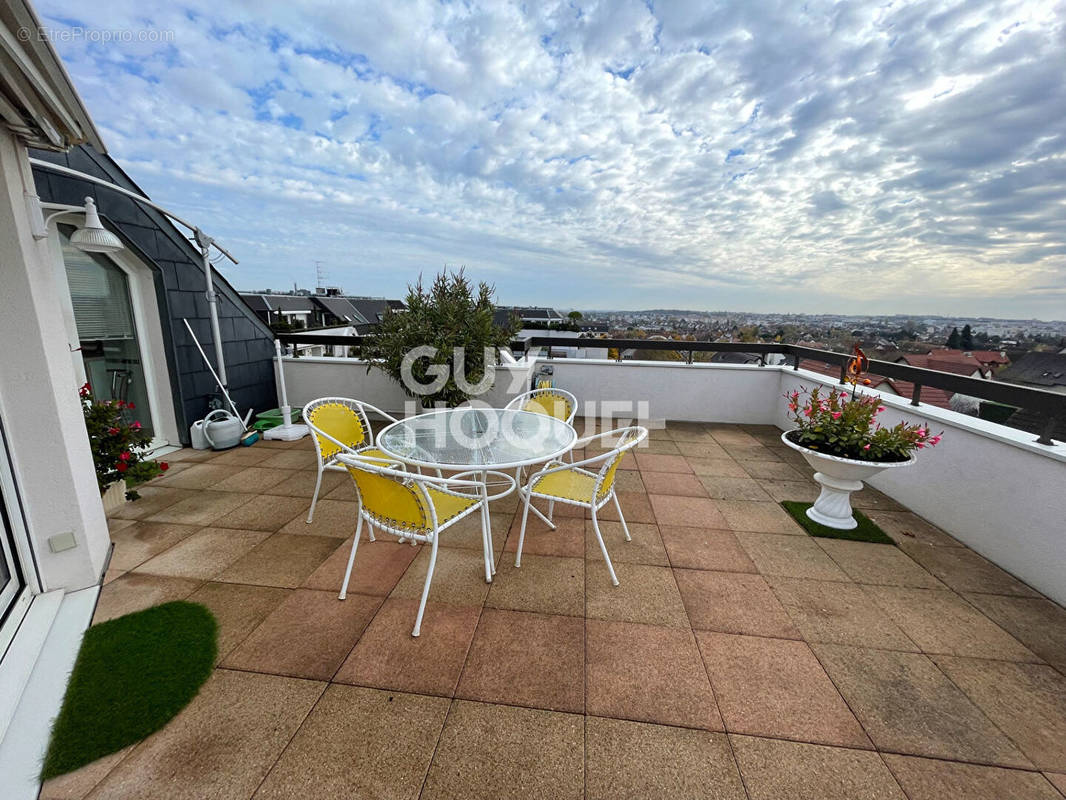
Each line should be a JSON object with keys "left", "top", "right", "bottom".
{"left": 376, "top": 407, "right": 578, "bottom": 582}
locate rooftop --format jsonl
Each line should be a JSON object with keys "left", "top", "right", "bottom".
{"left": 44, "top": 422, "right": 1066, "bottom": 799}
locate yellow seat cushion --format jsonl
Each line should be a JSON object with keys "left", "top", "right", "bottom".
{"left": 531, "top": 469, "right": 597, "bottom": 503}
{"left": 355, "top": 447, "right": 390, "bottom": 462}
{"left": 426, "top": 487, "right": 480, "bottom": 524}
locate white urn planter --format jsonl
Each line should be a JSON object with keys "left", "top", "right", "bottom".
{"left": 101, "top": 479, "right": 128, "bottom": 516}
{"left": 781, "top": 431, "right": 915, "bottom": 530}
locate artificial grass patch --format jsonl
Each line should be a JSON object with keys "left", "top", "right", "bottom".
{"left": 781, "top": 501, "right": 895, "bottom": 545}
{"left": 42, "top": 601, "right": 217, "bottom": 780}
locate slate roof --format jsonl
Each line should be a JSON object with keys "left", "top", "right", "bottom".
{"left": 996, "top": 352, "right": 1066, "bottom": 388}
{"left": 313, "top": 296, "right": 369, "bottom": 324}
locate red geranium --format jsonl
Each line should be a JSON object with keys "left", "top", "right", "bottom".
{"left": 115, "top": 462, "right": 129, "bottom": 473}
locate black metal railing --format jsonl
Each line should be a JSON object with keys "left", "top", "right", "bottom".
{"left": 276, "top": 333, "right": 1064, "bottom": 446}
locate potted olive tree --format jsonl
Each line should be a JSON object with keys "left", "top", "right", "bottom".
{"left": 781, "top": 350, "right": 941, "bottom": 529}
{"left": 368, "top": 270, "right": 520, "bottom": 408}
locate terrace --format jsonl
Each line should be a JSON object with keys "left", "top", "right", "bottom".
{"left": 43, "top": 413, "right": 1066, "bottom": 799}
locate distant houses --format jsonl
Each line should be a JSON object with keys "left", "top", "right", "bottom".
{"left": 239, "top": 289, "right": 406, "bottom": 334}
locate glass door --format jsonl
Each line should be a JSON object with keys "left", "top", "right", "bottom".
{"left": 0, "top": 492, "right": 21, "bottom": 627}
{"left": 59, "top": 228, "right": 155, "bottom": 438}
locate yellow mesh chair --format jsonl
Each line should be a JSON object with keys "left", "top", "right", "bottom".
{"left": 335, "top": 453, "right": 490, "bottom": 636}
{"left": 505, "top": 388, "right": 578, "bottom": 425}
{"left": 516, "top": 426, "right": 648, "bottom": 585}
{"left": 302, "top": 397, "right": 396, "bottom": 524}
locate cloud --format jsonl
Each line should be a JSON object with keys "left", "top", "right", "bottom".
{"left": 34, "top": 0, "right": 1066, "bottom": 318}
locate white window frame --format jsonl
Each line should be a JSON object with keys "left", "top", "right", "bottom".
{"left": 44, "top": 215, "right": 181, "bottom": 450}
{"left": 0, "top": 419, "right": 38, "bottom": 658}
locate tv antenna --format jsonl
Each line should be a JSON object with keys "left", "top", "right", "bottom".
{"left": 314, "top": 260, "right": 326, "bottom": 290}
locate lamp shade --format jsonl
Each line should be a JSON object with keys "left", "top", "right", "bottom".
{"left": 70, "top": 197, "right": 124, "bottom": 254}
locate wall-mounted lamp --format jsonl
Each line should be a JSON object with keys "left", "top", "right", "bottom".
{"left": 33, "top": 195, "right": 125, "bottom": 255}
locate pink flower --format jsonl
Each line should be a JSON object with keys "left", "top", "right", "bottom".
{"left": 863, "top": 444, "right": 871, "bottom": 450}
{"left": 131, "top": 421, "right": 142, "bottom": 430}
{"left": 119, "top": 451, "right": 130, "bottom": 461}
{"left": 788, "top": 403, "right": 797, "bottom": 411}
{"left": 832, "top": 412, "right": 842, "bottom": 420}
{"left": 804, "top": 408, "right": 813, "bottom": 417}
{"left": 877, "top": 406, "right": 885, "bottom": 412}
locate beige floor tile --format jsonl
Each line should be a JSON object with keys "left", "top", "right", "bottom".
{"left": 649, "top": 494, "right": 727, "bottom": 528}
{"left": 686, "top": 457, "right": 749, "bottom": 477}
{"left": 108, "top": 522, "right": 199, "bottom": 571}
{"left": 699, "top": 632, "right": 870, "bottom": 748}
{"left": 391, "top": 546, "right": 492, "bottom": 607}
{"left": 264, "top": 467, "right": 347, "bottom": 498}
{"left": 134, "top": 527, "right": 270, "bottom": 580}
{"left": 586, "top": 562, "right": 689, "bottom": 628}
{"left": 812, "top": 644, "right": 1031, "bottom": 767}
{"left": 585, "top": 520, "right": 670, "bottom": 566}
{"left": 675, "top": 440, "right": 730, "bottom": 459}
{"left": 86, "top": 669, "right": 324, "bottom": 800}
{"left": 144, "top": 491, "right": 257, "bottom": 527}
{"left": 768, "top": 577, "right": 919, "bottom": 651}
{"left": 208, "top": 494, "right": 312, "bottom": 533}
{"left": 933, "top": 657, "right": 1066, "bottom": 772}
{"left": 640, "top": 471, "right": 708, "bottom": 497}
{"left": 586, "top": 620, "right": 722, "bottom": 730}
{"left": 698, "top": 475, "right": 773, "bottom": 501}
{"left": 716, "top": 500, "right": 801, "bottom": 534}
{"left": 586, "top": 717, "right": 745, "bottom": 800}
{"left": 741, "top": 460, "right": 808, "bottom": 482}
{"left": 864, "top": 586, "right": 1038, "bottom": 661}
{"left": 92, "top": 573, "right": 202, "bottom": 624}
{"left": 185, "top": 582, "right": 292, "bottom": 659}
{"left": 849, "top": 486, "right": 906, "bottom": 512}
{"left": 208, "top": 447, "right": 279, "bottom": 466}
{"left": 756, "top": 479, "right": 820, "bottom": 503}
{"left": 1043, "top": 771, "right": 1066, "bottom": 794}
{"left": 816, "top": 538, "right": 943, "bottom": 588}
{"left": 302, "top": 534, "right": 420, "bottom": 596}
{"left": 40, "top": 747, "right": 134, "bottom": 800}
{"left": 208, "top": 467, "right": 291, "bottom": 494}
{"left": 676, "top": 569, "right": 798, "bottom": 638}
{"left": 457, "top": 609, "right": 584, "bottom": 713}
{"left": 422, "top": 700, "right": 583, "bottom": 800}
{"left": 731, "top": 735, "right": 905, "bottom": 800}
{"left": 334, "top": 599, "right": 480, "bottom": 696}
{"left": 593, "top": 490, "right": 657, "bottom": 524}
{"left": 736, "top": 532, "right": 850, "bottom": 581}
{"left": 899, "top": 541, "right": 1039, "bottom": 596}
{"left": 253, "top": 685, "right": 449, "bottom": 799}
{"left": 258, "top": 449, "right": 318, "bottom": 470}
{"left": 216, "top": 533, "right": 342, "bottom": 588}
{"left": 635, "top": 453, "right": 693, "bottom": 473}
{"left": 153, "top": 463, "right": 240, "bottom": 490}
{"left": 222, "top": 589, "right": 380, "bottom": 680}
{"left": 439, "top": 510, "right": 510, "bottom": 553}
{"left": 660, "top": 526, "right": 756, "bottom": 573}
{"left": 965, "top": 593, "right": 1066, "bottom": 671}
{"left": 277, "top": 498, "right": 360, "bottom": 537}
{"left": 641, "top": 438, "right": 682, "bottom": 454}
{"left": 487, "top": 555, "right": 584, "bottom": 616}
{"left": 505, "top": 515, "right": 587, "bottom": 558}
{"left": 864, "top": 510, "right": 961, "bottom": 547}
{"left": 108, "top": 486, "right": 199, "bottom": 520}
{"left": 883, "top": 754, "right": 1063, "bottom": 799}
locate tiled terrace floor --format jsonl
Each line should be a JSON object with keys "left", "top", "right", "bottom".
{"left": 44, "top": 422, "right": 1066, "bottom": 799}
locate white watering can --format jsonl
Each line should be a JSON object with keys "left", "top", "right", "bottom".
{"left": 202, "top": 409, "right": 244, "bottom": 450}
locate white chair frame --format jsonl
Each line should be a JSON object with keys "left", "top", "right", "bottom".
{"left": 335, "top": 453, "right": 491, "bottom": 637}
{"left": 303, "top": 397, "right": 398, "bottom": 524}
{"left": 516, "top": 426, "right": 648, "bottom": 585}
{"left": 504, "top": 387, "right": 579, "bottom": 426}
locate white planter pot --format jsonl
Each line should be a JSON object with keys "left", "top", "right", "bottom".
{"left": 781, "top": 431, "right": 915, "bottom": 530}
{"left": 101, "top": 479, "right": 128, "bottom": 516}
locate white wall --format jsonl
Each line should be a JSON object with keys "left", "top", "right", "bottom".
{"left": 277, "top": 356, "right": 538, "bottom": 418}
{"left": 547, "top": 358, "right": 782, "bottom": 424}
{"left": 778, "top": 367, "right": 1066, "bottom": 605}
{"left": 0, "top": 132, "right": 110, "bottom": 592}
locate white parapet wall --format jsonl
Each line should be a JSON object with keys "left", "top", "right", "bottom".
{"left": 276, "top": 356, "right": 538, "bottom": 418}
{"left": 546, "top": 358, "right": 782, "bottom": 425}
{"left": 777, "top": 367, "right": 1066, "bottom": 606}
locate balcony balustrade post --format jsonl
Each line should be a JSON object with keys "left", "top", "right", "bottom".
{"left": 911, "top": 384, "right": 922, "bottom": 406}
{"left": 1037, "top": 414, "right": 1059, "bottom": 446}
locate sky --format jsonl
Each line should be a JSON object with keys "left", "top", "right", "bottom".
{"left": 37, "top": 0, "right": 1066, "bottom": 319}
